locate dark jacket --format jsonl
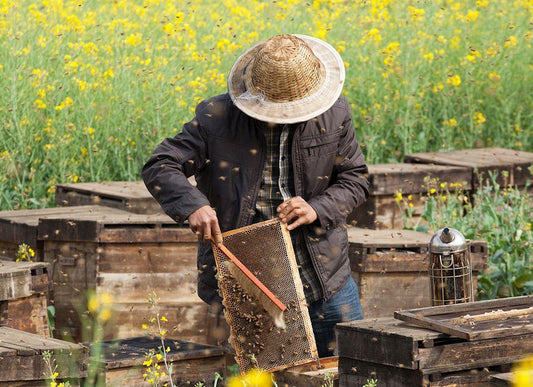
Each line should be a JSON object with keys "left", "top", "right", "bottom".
{"left": 142, "top": 93, "right": 369, "bottom": 304}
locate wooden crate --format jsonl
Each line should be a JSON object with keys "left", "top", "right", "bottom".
{"left": 55, "top": 181, "right": 163, "bottom": 215}
{"left": 0, "top": 205, "right": 127, "bottom": 260}
{"left": 0, "top": 326, "right": 87, "bottom": 386}
{"left": 404, "top": 147, "right": 533, "bottom": 190}
{"left": 336, "top": 317, "right": 529, "bottom": 387}
{"left": 39, "top": 211, "right": 208, "bottom": 343}
{"left": 0, "top": 260, "right": 51, "bottom": 337}
{"left": 87, "top": 336, "right": 226, "bottom": 386}
{"left": 347, "top": 228, "right": 487, "bottom": 318}
{"left": 348, "top": 163, "right": 471, "bottom": 229}
{"left": 274, "top": 357, "right": 338, "bottom": 387}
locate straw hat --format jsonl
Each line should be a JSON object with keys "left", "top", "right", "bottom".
{"left": 228, "top": 34, "right": 345, "bottom": 124}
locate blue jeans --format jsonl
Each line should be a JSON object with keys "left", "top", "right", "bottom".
{"left": 308, "top": 276, "right": 363, "bottom": 357}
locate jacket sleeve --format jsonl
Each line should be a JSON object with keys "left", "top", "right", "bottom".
{"left": 141, "top": 104, "right": 211, "bottom": 225}
{"left": 307, "top": 104, "right": 369, "bottom": 231}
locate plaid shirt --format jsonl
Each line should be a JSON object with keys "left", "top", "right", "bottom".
{"left": 253, "top": 122, "right": 323, "bottom": 304}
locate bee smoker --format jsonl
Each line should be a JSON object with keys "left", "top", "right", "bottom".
{"left": 429, "top": 227, "right": 474, "bottom": 306}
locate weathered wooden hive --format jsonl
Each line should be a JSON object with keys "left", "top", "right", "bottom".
{"left": 0, "top": 205, "right": 125, "bottom": 261}
{"left": 337, "top": 296, "right": 533, "bottom": 387}
{"left": 347, "top": 227, "right": 487, "bottom": 318}
{"left": 54, "top": 181, "right": 164, "bottom": 215}
{"left": 0, "top": 326, "right": 88, "bottom": 386}
{"left": 0, "top": 260, "right": 51, "bottom": 337}
{"left": 38, "top": 210, "right": 208, "bottom": 343}
{"left": 87, "top": 336, "right": 227, "bottom": 386}
{"left": 348, "top": 163, "right": 471, "bottom": 229}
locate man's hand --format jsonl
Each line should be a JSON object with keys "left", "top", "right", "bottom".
{"left": 188, "top": 205, "right": 223, "bottom": 245}
{"left": 277, "top": 196, "right": 317, "bottom": 231}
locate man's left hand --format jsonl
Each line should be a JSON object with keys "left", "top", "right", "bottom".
{"left": 277, "top": 196, "right": 317, "bottom": 231}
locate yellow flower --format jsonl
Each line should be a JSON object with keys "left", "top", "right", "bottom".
{"left": 489, "top": 73, "right": 501, "bottom": 83}
{"left": 227, "top": 368, "right": 273, "bottom": 387}
{"left": 447, "top": 75, "right": 461, "bottom": 87}
{"left": 473, "top": 112, "right": 486, "bottom": 124}
{"left": 512, "top": 355, "right": 533, "bottom": 387}
{"left": 394, "top": 191, "right": 403, "bottom": 202}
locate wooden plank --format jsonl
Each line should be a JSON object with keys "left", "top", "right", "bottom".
{"left": 418, "top": 333, "right": 533, "bottom": 374}
{"left": 394, "top": 295, "right": 533, "bottom": 340}
{"left": 339, "top": 357, "right": 507, "bottom": 387}
{"left": 336, "top": 317, "right": 443, "bottom": 369}
{"left": 348, "top": 228, "right": 430, "bottom": 250}
{"left": 97, "top": 243, "right": 198, "bottom": 273}
{"left": 367, "top": 163, "right": 471, "bottom": 195}
{"left": 38, "top": 212, "right": 178, "bottom": 242}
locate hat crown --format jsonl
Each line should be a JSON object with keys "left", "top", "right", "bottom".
{"left": 245, "top": 34, "right": 325, "bottom": 103}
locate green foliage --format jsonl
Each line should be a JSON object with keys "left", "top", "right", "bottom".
{"left": 363, "top": 378, "right": 378, "bottom": 387}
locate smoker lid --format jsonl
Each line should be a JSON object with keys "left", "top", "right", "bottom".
{"left": 429, "top": 227, "right": 467, "bottom": 254}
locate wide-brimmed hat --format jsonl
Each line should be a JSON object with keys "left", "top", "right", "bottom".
{"left": 228, "top": 34, "right": 345, "bottom": 124}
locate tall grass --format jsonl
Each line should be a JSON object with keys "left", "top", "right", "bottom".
{"left": 0, "top": 0, "right": 531, "bottom": 210}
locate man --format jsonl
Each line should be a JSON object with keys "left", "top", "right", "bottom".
{"left": 142, "top": 34, "right": 369, "bottom": 357}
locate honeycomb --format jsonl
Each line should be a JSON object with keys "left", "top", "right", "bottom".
{"left": 213, "top": 219, "right": 318, "bottom": 372}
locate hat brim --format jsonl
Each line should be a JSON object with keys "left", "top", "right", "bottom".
{"left": 228, "top": 34, "right": 345, "bottom": 124}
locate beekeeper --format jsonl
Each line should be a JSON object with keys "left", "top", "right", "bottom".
{"left": 142, "top": 34, "right": 369, "bottom": 357}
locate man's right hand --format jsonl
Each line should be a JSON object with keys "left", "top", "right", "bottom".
{"left": 188, "top": 205, "right": 223, "bottom": 245}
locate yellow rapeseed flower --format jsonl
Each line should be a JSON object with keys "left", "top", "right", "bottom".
{"left": 447, "top": 74, "right": 461, "bottom": 86}
{"left": 227, "top": 368, "right": 273, "bottom": 387}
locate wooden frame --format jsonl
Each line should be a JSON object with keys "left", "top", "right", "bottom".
{"left": 394, "top": 295, "right": 533, "bottom": 340}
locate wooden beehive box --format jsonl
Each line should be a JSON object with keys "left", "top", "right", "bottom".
{"left": 38, "top": 211, "right": 208, "bottom": 343}
{"left": 404, "top": 147, "right": 533, "bottom": 190}
{"left": 0, "top": 326, "right": 88, "bottom": 386}
{"left": 274, "top": 357, "right": 338, "bottom": 387}
{"left": 0, "top": 260, "right": 51, "bottom": 337}
{"left": 55, "top": 181, "right": 164, "bottom": 215}
{"left": 348, "top": 228, "right": 487, "bottom": 318}
{"left": 0, "top": 205, "right": 127, "bottom": 261}
{"left": 86, "top": 336, "right": 226, "bottom": 386}
{"left": 348, "top": 163, "right": 471, "bottom": 229}
{"left": 336, "top": 316, "right": 531, "bottom": 387}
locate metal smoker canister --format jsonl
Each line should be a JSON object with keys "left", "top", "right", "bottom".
{"left": 429, "top": 227, "right": 474, "bottom": 306}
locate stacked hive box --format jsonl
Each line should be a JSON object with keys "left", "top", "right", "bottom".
{"left": 54, "top": 181, "right": 163, "bottom": 215}
{"left": 336, "top": 317, "right": 531, "bottom": 387}
{"left": 404, "top": 147, "right": 533, "bottom": 191}
{"left": 0, "top": 205, "right": 126, "bottom": 261}
{"left": 0, "top": 260, "right": 51, "bottom": 337}
{"left": 347, "top": 228, "right": 487, "bottom": 318}
{"left": 348, "top": 163, "right": 471, "bottom": 229}
{"left": 87, "top": 336, "right": 226, "bottom": 386}
{"left": 0, "top": 326, "right": 87, "bottom": 386}
{"left": 38, "top": 210, "right": 208, "bottom": 343}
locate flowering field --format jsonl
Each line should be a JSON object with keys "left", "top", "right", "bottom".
{"left": 0, "top": 0, "right": 531, "bottom": 210}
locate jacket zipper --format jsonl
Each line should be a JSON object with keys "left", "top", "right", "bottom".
{"left": 291, "top": 124, "right": 328, "bottom": 299}
{"left": 237, "top": 123, "right": 266, "bottom": 228}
